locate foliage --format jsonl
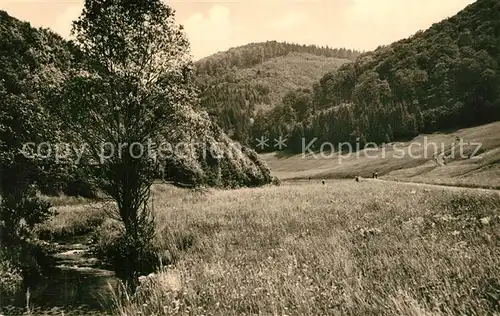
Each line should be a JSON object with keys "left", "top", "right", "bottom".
{"left": 0, "top": 14, "right": 69, "bottom": 304}
{"left": 0, "top": 10, "right": 94, "bottom": 198}
{"left": 0, "top": 13, "right": 61, "bottom": 280}
{"left": 160, "top": 104, "right": 272, "bottom": 188}
{"left": 0, "top": 238, "right": 55, "bottom": 304}
{"left": 196, "top": 45, "right": 356, "bottom": 145}
{"left": 0, "top": 253, "right": 23, "bottom": 299}
{"left": 91, "top": 219, "right": 160, "bottom": 282}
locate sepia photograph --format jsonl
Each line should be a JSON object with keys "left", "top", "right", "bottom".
{"left": 0, "top": 0, "right": 499, "bottom": 314}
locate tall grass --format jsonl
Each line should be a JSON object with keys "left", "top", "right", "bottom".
{"left": 110, "top": 181, "right": 500, "bottom": 315}
{"left": 34, "top": 202, "right": 107, "bottom": 241}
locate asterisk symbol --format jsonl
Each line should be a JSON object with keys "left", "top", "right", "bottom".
{"left": 274, "top": 136, "right": 287, "bottom": 150}
{"left": 255, "top": 136, "right": 269, "bottom": 150}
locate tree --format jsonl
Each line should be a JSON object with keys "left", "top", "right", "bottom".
{"left": 283, "top": 89, "right": 312, "bottom": 121}
{"left": 47, "top": 0, "right": 196, "bottom": 290}
{"left": 289, "top": 122, "right": 305, "bottom": 153}
{"left": 386, "top": 124, "right": 394, "bottom": 143}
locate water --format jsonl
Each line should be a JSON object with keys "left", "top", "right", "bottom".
{"left": 1, "top": 235, "right": 119, "bottom": 315}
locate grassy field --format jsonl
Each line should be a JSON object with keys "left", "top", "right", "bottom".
{"left": 262, "top": 121, "right": 500, "bottom": 189}
{"left": 82, "top": 180, "right": 500, "bottom": 315}
{"left": 25, "top": 118, "right": 500, "bottom": 315}
{"left": 34, "top": 201, "right": 106, "bottom": 241}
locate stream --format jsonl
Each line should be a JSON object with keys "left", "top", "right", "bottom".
{"left": 2, "top": 235, "right": 119, "bottom": 315}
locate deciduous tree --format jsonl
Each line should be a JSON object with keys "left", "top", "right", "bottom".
{"left": 48, "top": 0, "right": 195, "bottom": 290}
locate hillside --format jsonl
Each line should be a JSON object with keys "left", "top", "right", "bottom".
{"left": 206, "top": 52, "right": 349, "bottom": 112}
{"left": 262, "top": 121, "right": 500, "bottom": 189}
{"left": 0, "top": 10, "right": 87, "bottom": 196}
{"left": 195, "top": 41, "right": 359, "bottom": 144}
{"left": 251, "top": 0, "right": 500, "bottom": 154}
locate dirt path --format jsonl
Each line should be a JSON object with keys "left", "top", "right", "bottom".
{"left": 370, "top": 178, "right": 500, "bottom": 195}
{"left": 283, "top": 177, "right": 500, "bottom": 195}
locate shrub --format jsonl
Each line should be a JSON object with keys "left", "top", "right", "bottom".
{"left": 0, "top": 179, "right": 54, "bottom": 289}
{"left": 36, "top": 164, "right": 98, "bottom": 198}
{"left": 89, "top": 219, "right": 159, "bottom": 282}
{"left": 0, "top": 253, "right": 23, "bottom": 299}
{"left": 0, "top": 186, "right": 52, "bottom": 243}
{"left": 0, "top": 240, "right": 55, "bottom": 300}
{"left": 90, "top": 219, "right": 195, "bottom": 284}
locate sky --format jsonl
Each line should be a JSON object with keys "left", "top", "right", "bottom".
{"left": 0, "top": 0, "right": 477, "bottom": 60}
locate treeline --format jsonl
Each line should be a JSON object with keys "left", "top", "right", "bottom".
{"left": 200, "top": 76, "right": 275, "bottom": 143}
{"left": 251, "top": 0, "right": 500, "bottom": 153}
{"left": 195, "top": 41, "right": 361, "bottom": 78}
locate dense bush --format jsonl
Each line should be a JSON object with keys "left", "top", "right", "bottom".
{"left": 0, "top": 239, "right": 55, "bottom": 301}
{"left": 37, "top": 166, "right": 98, "bottom": 198}
{"left": 0, "top": 254, "right": 23, "bottom": 299}
{"left": 161, "top": 105, "right": 272, "bottom": 188}
{"left": 90, "top": 219, "right": 195, "bottom": 283}
{"left": 0, "top": 10, "right": 86, "bottom": 198}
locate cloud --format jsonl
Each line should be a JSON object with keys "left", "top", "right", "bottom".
{"left": 182, "top": 5, "right": 236, "bottom": 59}
{"left": 337, "top": 0, "right": 477, "bottom": 50}
{"left": 269, "top": 11, "right": 308, "bottom": 31}
{"left": 183, "top": 5, "right": 232, "bottom": 42}
{"left": 344, "top": 0, "right": 476, "bottom": 26}
{"left": 53, "top": 3, "right": 83, "bottom": 38}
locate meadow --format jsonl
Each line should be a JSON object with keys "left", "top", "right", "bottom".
{"left": 262, "top": 121, "right": 500, "bottom": 189}
{"left": 32, "top": 179, "right": 500, "bottom": 315}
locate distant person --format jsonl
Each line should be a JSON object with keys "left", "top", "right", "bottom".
{"left": 322, "top": 180, "right": 325, "bottom": 185}
{"left": 375, "top": 172, "right": 378, "bottom": 179}
{"left": 355, "top": 176, "right": 360, "bottom": 182}
{"left": 308, "top": 177, "right": 311, "bottom": 181}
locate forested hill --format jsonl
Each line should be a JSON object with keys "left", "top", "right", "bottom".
{"left": 0, "top": 10, "right": 77, "bottom": 96}
{"left": 195, "top": 41, "right": 360, "bottom": 77}
{"left": 252, "top": 0, "right": 500, "bottom": 153}
{"left": 195, "top": 42, "right": 361, "bottom": 143}
{"left": 0, "top": 10, "right": 83, "bottom": 192}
